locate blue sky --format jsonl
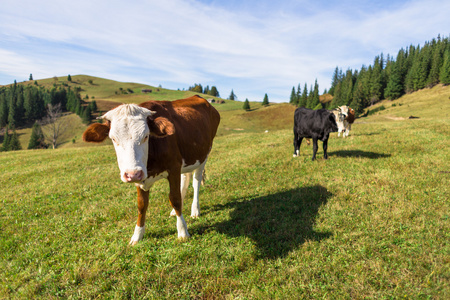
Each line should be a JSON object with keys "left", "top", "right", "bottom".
{"left": 1, "top": 0, "right": 449, "bottom": 102}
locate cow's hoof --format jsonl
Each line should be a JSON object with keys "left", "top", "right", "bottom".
{"left": 191, "top": 208, "right": 200, "bottom": 218}
{"left": 178, "top": 233, "right": 191, "bottom": 240}
{"left": 129, "top": 240, "right": 139, "bottom": 246}
{"left": 293, "top": 154, "right": 298, "bottom": 158}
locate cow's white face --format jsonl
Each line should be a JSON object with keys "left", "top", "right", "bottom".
{"left": 101, "top": 104, "right": 155, "bottom": 183}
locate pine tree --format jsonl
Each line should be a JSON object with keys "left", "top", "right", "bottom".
{"left": 68, "top": 74, "right": 72, "bottom": 82}
{"left": 262, "top": 93, "right": 269, "bottom": 106}
{"left": 29, "top": 74, "right": 33, "bottom": 81}
{"left": 1, "top": 125, "right": 10, "bottom": 151}
{"left": 24, "top": 86, "right": 45, "bottom": 122}
{"left": 417, "top": 43, "right": 432, "bottom": 89}
{"left": 89, "top": 100, "right": 97, "bottom": 112}
{"left": 330, "top": 81, "right": 342, "bottom": 108}
{"left": 427, "top": 40, "right": 445, "bottom": 87}
{"left": 384, "top": 62, "right": 404, "bottom": 100}
{"left": 243, "top": 98, "right": 250, "bottom": 110}
{"left": 370, "top": 56, "right": 384, "bottom": 103}
{"left": 298, "top": 84, "right": 308, "bottom": 107}
{"left": 310, "top": 79, "right": 320, "bottom": 109}
{"left": 289, "top": 87, "right": 297, "bottom": 104}
{"left": 16, "top": 87, "right": 25, "bottom": 125}
{"left": 341, "top": 70, "right": 354, "bottom": 106}
{"left": 439, "top": 49, "right": 450, "bottom": 85}
{"left": 0, "top": 93, "right": 7, "bottom": 127}
{"left": 209, "top": 86, "right": 220, "bottom": 97}
{"left": 228, "top": 89, "right": 236, "bottom": 100}
{"left": 351, "top": 70, "right": 367, "bottom": 114}
{"left": 28, "top": 122, "right": 46, "bottom": 149}
{"left": 9, "top": 126, "right": 22, "bottom": 151}
{"left": 82, "top": 106, "right": 92, "bottom": 124}
{"left": 329, "top": 67, "right": 341, "bottom": 95}
{"left": 7, "top": 88, "right": 18, "bottom": 127}
{"left": 296, "top": 84, "right": 302, "bottom": 104}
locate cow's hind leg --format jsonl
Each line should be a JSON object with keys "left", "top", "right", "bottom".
{"left": 170, "top": 173, "right": 191, "bottom": 217}
{"left": 130, "top": 187, "right": 149, "bottom": 245}
{"left": 345, "top": 124, "right": 351, "bottom": 137}
{"left": 312, "top": 138, "right": 319, "bottom": 161}
{"left": 191, "top": 161, "right": 207, "bottom": 218}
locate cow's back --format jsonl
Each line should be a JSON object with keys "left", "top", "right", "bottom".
{"left": 140, "top": 95, "right": 220, "bottom": 167}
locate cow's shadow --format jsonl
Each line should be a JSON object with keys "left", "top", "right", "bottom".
{"left": 328, "top": 150, "right": 390, "bottom": 159}
{"left": 195, "top": 185, "right": 332, "bottom": 259}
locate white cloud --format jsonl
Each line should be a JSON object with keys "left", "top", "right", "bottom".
{"left": 1, "top": 0, "right": 450, "bottom": 102}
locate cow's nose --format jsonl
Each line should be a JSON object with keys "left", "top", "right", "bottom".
{"left": 124, "top": 170, "right": 144, "bottom": 182}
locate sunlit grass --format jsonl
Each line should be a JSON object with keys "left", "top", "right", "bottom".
{"left": 1, "top": 84, "right": 449, "bottom": 298}
{"left": 1, "top": 109, "right": 449, "bottom": 298}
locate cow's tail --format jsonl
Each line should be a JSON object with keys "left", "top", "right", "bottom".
{"left": 201, "top": 169, "right": 206, "bottom": 186}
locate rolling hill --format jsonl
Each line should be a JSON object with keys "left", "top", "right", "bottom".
{"left": 4, "top": 75, "right": 450, "bottom": 150}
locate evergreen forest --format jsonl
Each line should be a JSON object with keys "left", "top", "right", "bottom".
{"left": 0, "top": 81, "right": 96, "bottom": 151}
{"left": 290, "top": 35, "right": 450, "bottom": 113}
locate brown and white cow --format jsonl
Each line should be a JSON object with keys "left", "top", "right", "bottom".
{"left": 342, "top": 107, "right": 355, "bottom": 137}
{"left": 82, "top": 95, "right": 220, "bottom": 245}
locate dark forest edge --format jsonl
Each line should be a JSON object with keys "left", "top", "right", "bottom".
{"left": 289, "top": 34, "right": 450, "bottom": 114}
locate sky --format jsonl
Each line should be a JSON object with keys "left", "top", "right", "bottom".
{"left": 1, "top": 0, "right": 449, "bottom": 103}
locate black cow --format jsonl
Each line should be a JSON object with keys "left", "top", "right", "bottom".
{"left": 293, "top": 108, "right": 338, "bottom": 160}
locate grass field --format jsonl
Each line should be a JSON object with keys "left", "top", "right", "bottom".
{"left": 1, "top": 85, "right": 449, "bottom": 299}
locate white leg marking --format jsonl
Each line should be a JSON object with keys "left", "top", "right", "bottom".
{"left": 181, "top": 173, "right": 191, "bottom": 201}
{"left": 176, "top": 215, "right": 190, "bottom": 239}
{"left": 191, "top": 161, "right": 207, "bottom": 218}
{"left": 293, "top": 150, "right": 299, "bottom": 158}
{"left": 129, "top": 225, "right": 145, "bottom": 245}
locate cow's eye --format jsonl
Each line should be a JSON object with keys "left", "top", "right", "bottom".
{"left": 111, "top": 137, "right": 119, "bottom": 145}
{"left": 141, "top": 135, "right": 149, "bottom": 144}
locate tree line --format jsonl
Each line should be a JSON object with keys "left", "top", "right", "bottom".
{"left": 289, "top": 80, "right": 321, "bottom": 109}
{"left": 0, "top": 80, "right": 97, "bottom": 151}
{"left": 188, "top": 83, "right": 220, "bottom": 97}
{"left": 291, "top": 34, "right": 450, "bottom": 114}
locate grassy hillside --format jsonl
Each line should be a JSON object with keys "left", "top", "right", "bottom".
{"left": 1, "top": 83, "right": 449, "bottom": 298}
{"left": 15, "top": 75, "right": 223, "bottom": 108}
{"left": 362, "top": 84, "right": 450, "bottom": 120}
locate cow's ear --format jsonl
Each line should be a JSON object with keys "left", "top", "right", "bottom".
{"left": 83, "top": 123, "right": 110, "bottom": 143}
{"left": 148, "top": 116, "right": 175, "bottom": 138}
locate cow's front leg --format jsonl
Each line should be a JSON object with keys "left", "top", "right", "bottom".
{"left": 130, "top": 187, "right": 149, "bottom": 245}
{"left": 168, "top": 172, "right": 190, "bottom": 239}
{"left": 323, "top": 138, "right": 329, "bottom": 159}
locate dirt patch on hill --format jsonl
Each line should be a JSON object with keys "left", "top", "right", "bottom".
{"left": 384, "top": 115, "right": 406, "bottom": 121}
{"left": 93, "top": 100, "right": 121, "bottom": 112}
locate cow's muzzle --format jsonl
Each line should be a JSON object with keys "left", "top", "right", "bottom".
{"left": 123, "top": 170, "right": 145, "bottom": 183}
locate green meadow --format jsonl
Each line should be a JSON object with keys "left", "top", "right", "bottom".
{"left": 1, "top": 84, "right": 449, "bottom": 299}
